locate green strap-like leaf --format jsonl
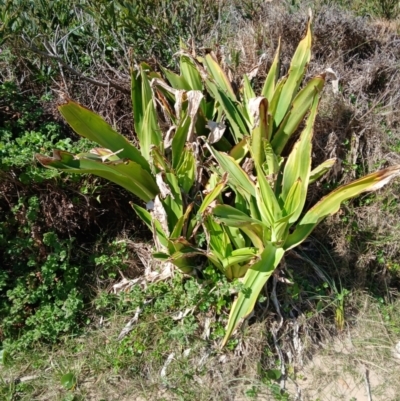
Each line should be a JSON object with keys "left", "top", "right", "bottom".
{"left": 271, "top": 75, "right": 325, "bottom": 154}
{"left": 203, "top": 53, "right": 236, "bottom": 101}
{"left": 176, "top": 147, "right": 196, "bottom": 194}
{"left": 267, "top": 77, "right": 286, "bottom": 141}
{"left": 279, "top": 92, "right": 319, "bottom": 222}
{"left": 131, "top": 204, "right": 169, "bottom": 249}
{"left": 229, "top": 137, "right": 249, "bottom": 163}
{"left": 206, "top": 79, "right": 248, "bottom": 142}
{"left": 131, "top": 64, "right": 163, "bottom": 160}
{"left": 207, "top": 145, "right": 256, "bottom": 198}
{"left": 161, "top": 172, "right": 183, "bottom": 232}
{"left": 198, "top": 174, "right": 228, "bottom": 215}
{"left": 204, "top": 215, "right": 232, "bottom": 257}
{"left": 309, "top": 158, "right": 336, "bottom": 183}
{"left": 264, "top": 140, "right": 280, "bottom": 176}
{"left": 36, "top": 150, "right": 159, "bottom": 202}
{"left": 261, "top": 37, "right": 281, "bottom": 102}
{"left": 212, "top": 205, "right": 265, "bottom": 243}
{"left": 161, "top": 66, "right": 190, "bottom": 90}
{"left": 274, "top": 17, "right": 312, "bottom": 128}
{"left": 170, "top": 202, "right": 193, "bottom": 239}
{"left": 180, "top": 56, "right": 203, "bottom": 91}
{"left": 284, "top": 165, "right": 400, "bottom": 250}
{"left": 172, "top": 114, "right": 191, "bottom": 169}
{"left": 220, "top": 248, "right": 259, "bottom": 278}
{"left": 243, "top": 74, "right": 255, "bottom": 122}
{"left": 58, "top": 100, "right": 150, "bottom": 173}
{"left": 254, "top": 162, "right": 280, "bottom": 226}
{"left": 222, "top": 243, "right": 285, "bottom": 347}
{"left": 139, "top": 94, "right": 162, "bottom": 160}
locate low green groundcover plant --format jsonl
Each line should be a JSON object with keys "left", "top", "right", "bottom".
{"left": 0, "top": 82, "right": 95, "bottom": 350}
{"left": 36, "top": 15, "right": 400, "bottom": 346}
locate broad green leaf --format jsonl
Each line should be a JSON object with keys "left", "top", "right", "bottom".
{"left": 284, "top": 165, "right": 400, "bottom": 250}
{"left": 231, "top": 264, "right": 251, "bottom": 279}
{"left": 272, "top": 214, "right": 292, "bottom": 245}
{"left": 241, "top": 227, "right": 264, "bottom": 250}
{"left": 280, "top": 92, "right": 319, "bottom": 222}
{"left": 267, "top": 77, "right": 286, "bottom": 140}
{"left": 263, "top": 140, "right": 280, "bottom": 176}
{"left": 58, "top": 100, "right": 150, "bottom": 172}
{"left": 249, "top": 194, "right": 262, "bottom": 221}
{"left": 171, "top": 202, "right": 193, "bottom": 239}
{"left": 131, "top": 64, "right": 162, "bottom": 160}
{"left": 75, "top": 147, "right": 122, "bottom": 162}
{"left": 180, "top": 56, "right": 203, "bottom": 91}
{"left": 221, "top": 248, "right": 258, "bottom": 269}
{"left": 207, "top": 145, "right": 256, "bottom": 198}
{"left": 243, "top": 74, "right": 256, "bottom": 121}
{"left": 221, "top": 247, "right": 259, "bottom": 279}
{"left": 150, "top": 146, "right": 171, "bottom": 172}
{"left": 167, "top": 239, "right": 203, "bottom": 273}
{"left": 161, "top": 173, "right": 183, "bottom": 232}
{"left": 176, "top": 147, "right": 196, "bottom": 194}
{"left": 61, "top": 373, "right": 76, "bottom": 390}
{"left": 225, "top": 225, "right": 246, "bottom": 250}
{"left": 254, "top": 162, "right": 280, "bottom": 226}
{"left": 171, "top": 109, "right": 192, "bottom": 171}
{"left": 274, "top": 17, "right": 312, "bottom": 128}
{"left": 233, "top": 193, "right": 263, "bottom": 248}
{"left": 204, "top": 216, "right": 232, "bottom": 259}
{"left": 203, "top": 53, "right": 236, "bottom": 101}
{"left": 282, "top": 178, "right": 302, "bottom": 218}
{"left": 131, "top": 63, "right": 150, "bottom": 135}
{"left": 213, "top": 205, "right": 264, "bottom": 231}
{"left": 271, "top": 75, "right": 325, "bottom": 154}
{"left": 36, "top": 150, "right": 159, "bottom": 202}
{"left": 197, "top": 174, "right": 228, "bottom": 215}
{"left": 139, "top": 97, "right": 162, "bottom": 159}
{"left": 229, "top": 137, "right": 249, "bottom": 163}
{"left": 203, "top": 216, "right": 242, "bottom": 279}
{"left": 261, "top": 38, "right": 281, "bottom": 102}
{"left": 255, "top": 185, "right": 275, "bottom": 228}
{"left": 309, "top": 158, "right": 336, "bottom": 183}
{"left": 206, "top": 251, "right": 225, "bottom": 272}
{"left": 206, "top": 79, "right": 248, "bottom": 142}
{"left": 222, "top": 243, "right": 285, "bottom": 347}
{"left": 161, "top": 66, "right": 190, "bottom": 90}
{"left": 168, "top": 253, "right": 198, "bottom": 273}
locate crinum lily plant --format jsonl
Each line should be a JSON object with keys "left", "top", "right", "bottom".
{"left": 36, "top": 16, "right": 400, "bottom": 346}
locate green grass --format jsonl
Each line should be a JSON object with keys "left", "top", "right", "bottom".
{"left": 0, "top": 272, "right": 268, "bottom": 401}
{"left": 2, "top": 288, "right": 400, "bottom": 400}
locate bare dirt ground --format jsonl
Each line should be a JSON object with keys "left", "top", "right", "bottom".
{"left": 286, "top": 296, "right": 400, "bottom": 401}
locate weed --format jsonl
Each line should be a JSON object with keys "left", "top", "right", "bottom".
{"left": 0, "top": 80, "right": 91, "bottom": 182}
